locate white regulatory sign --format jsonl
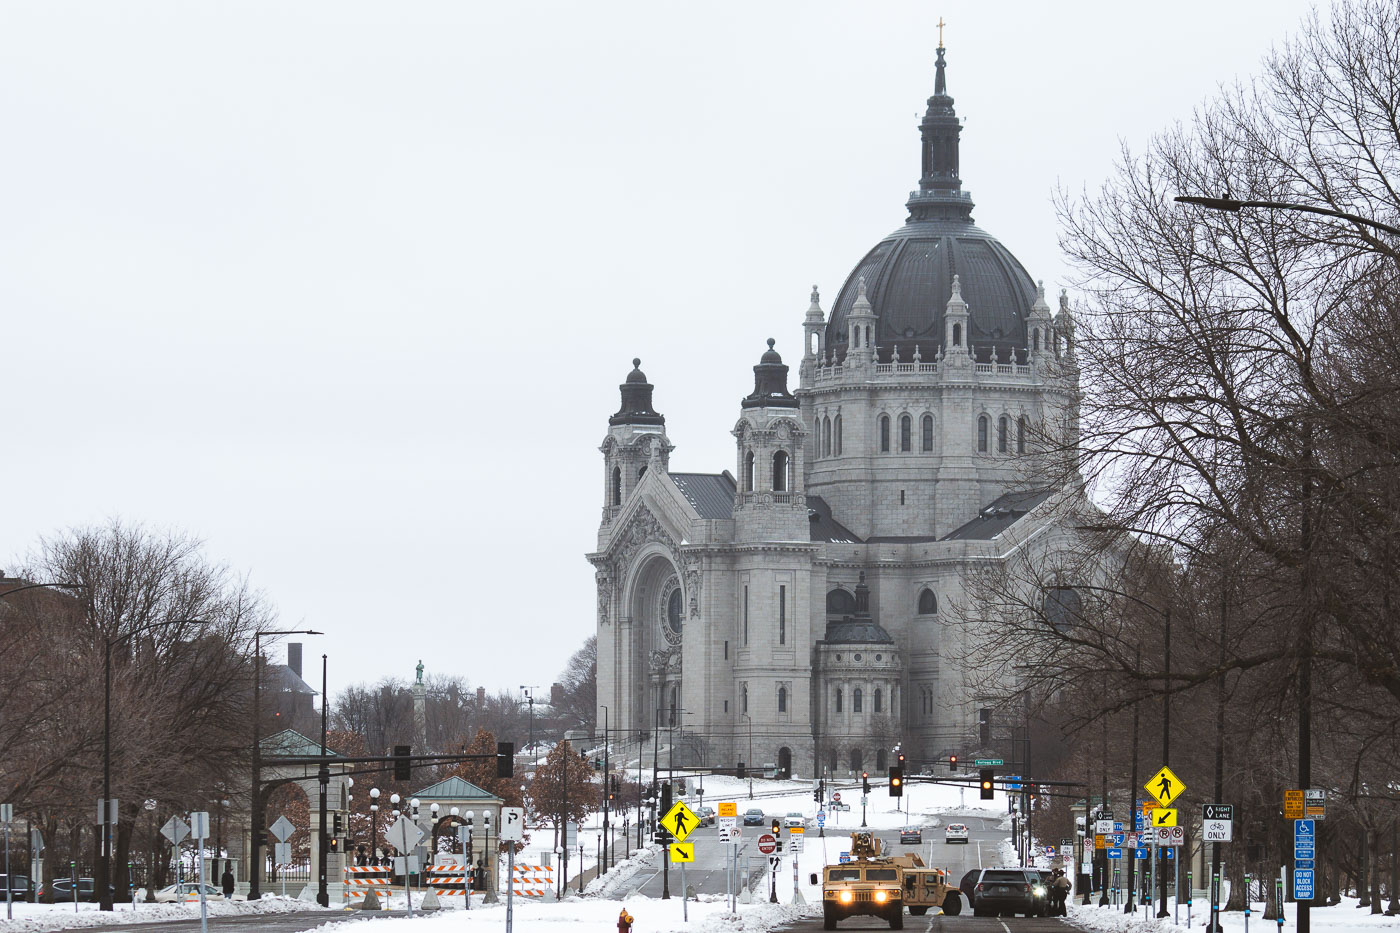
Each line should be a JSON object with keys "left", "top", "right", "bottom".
{"left": 1204, "top": 819, "right": 1233, "bottom": 842}
{"left": 500, "top": 807, "right": 525, "bottom": 842}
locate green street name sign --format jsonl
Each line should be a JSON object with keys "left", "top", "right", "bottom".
{"left": 975, "top": 758, "right": 1004, "bottom": 766}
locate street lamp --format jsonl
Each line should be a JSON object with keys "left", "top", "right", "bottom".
{"left": 248, "top": 628, "right": 322, "bottom": 900}
{"left": 369, "top": 788, "right": 381, "bottom": 864}
{"left": 520, "top": 686, "right": 540, "bottom": 774}
{"left": 103, "top": 616, "right": 211, "bottom": 910}
{"left": 741, "top": 714, "right": 754, "bottom": 799}
{"left": 1171, "top": 193, "right": 1400, "bottom": 933}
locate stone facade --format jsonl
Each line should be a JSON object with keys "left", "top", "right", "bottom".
{"left": 588, "top": 46, "right": 1087, "bottom": 779}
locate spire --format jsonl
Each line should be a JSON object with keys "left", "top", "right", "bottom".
{"left": 742, "top": 339, "right": 798, "bottom": 409}
{"left": 610, "top": 358, "right": 666, "bottom": 426}
{"left": 908, "top": 44, "right": 974, "bottom": 222}
{"left": 804, "top": 284, "right": 825, "bottom": 323}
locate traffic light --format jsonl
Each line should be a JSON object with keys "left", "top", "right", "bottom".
{"left": 897, "top": 752, "right": 906, "bottom": 766}
{"left": 737, "top": 761, "right": 746, "bottom": 779}
{"left": 393, "top": 745, "right": 412, "bottom": 781}
{"left": 661, "top": 781, "right": 673, "bottom": 815}
{"left": 333, "top": 813, "right": 343, "bottom": 836}
{"left": 329, "top": 837, "right": 339, "bottom": 852}
{"left": 497, "top": 741, "right": 515, "bottom": 778}
{"left": 862, "top": 771, "right": 870, "bottom": 794}
{"left": 979, "top": 769, "right": 995, "bottom": 800}
{"left": 949, "top": 755, "right": 958, "bottom": 772}
{"left": 889, "top": 767, "right": 903, "bottom": 797}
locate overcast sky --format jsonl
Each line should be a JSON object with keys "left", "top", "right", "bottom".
{"left": 2, "top": 0, "right": 1317, "bottom": 703}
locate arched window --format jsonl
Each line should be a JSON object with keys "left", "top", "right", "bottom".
{"left": 998, "top": 416, "right": 1009, "bottom": 453}
{"left": 1018, "top": 415, "right": 1027, "bottom": 454}
{"left": 952, "top": 322, "right": 962, "bottom": 346}
{"left": 865, "top": 325, "right": 871, "bottom": 346}
{"left": 853, "top": 688, "right": 863, "bottom": 713}
{"left": 851, "top": 326, "right": 860, "bottom": 348}
{"left": 850, "top": 748, "right": 863, "bottom": 772}
{"left": 879, "top": 416, "right": 890, "bottom": 453}
{"left": 918, "top": 588, "right": 937, "bottom": 614}
{"left": 834, "top": 415, "right": 843, "bottom": 455}
{"left": 977, "top": 415, "right": 989, "bottom": 452}
{"left": 827, "top": 588, "right": 856, "bottom": 616}
{"left": 744, "top": 451, "right": 755, "bottom": 491}
{"left": 638, "top": 464, "right": 647, "bottom": 481}
{"left": 772, "top": 450, "right": 789, "bottom": 492}
{"left": 899, "top": 415, "right": 912, "bottom": 452}
{"left": 835, "top": 688, "right": 843, "bottom": 713}
{"left": 1043, "top": 587, "right": 1083, "bottom": 633}
{"left": 777, "top": 686, "right": 787, "bottom": 713}
{"left": 611, "top": 467, "right": 622, "bottom": 506}
{"left": 741, "top": 685, "right": 748, "bottom": 714}
{"left": 921, "top": 414, "right": 934, "bottom": 452}
{"left": 668, "top": 684, "right": 678, "bottom": 725}
{"left": 874, "top": 688, "right": 882, "bottom": 713}
{"left": 876, "top": 748, "right": 887, "bottom": 770}
{"left": 1033, "top": 329, "right": 1041, "bottom": 352}
{"left": 822, "top": 417, "right": 831, "bottom": 457}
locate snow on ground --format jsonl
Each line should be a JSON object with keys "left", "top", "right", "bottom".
{"left": 312, "top": 898, "right": 810, "bottom": 933}
{"left": 0, "top": 895, "right": 320, "bottom": 933}
{"left": 1070, "top": 897, "right": 1400, "bottom": 932}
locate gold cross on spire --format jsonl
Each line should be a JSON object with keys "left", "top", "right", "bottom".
{"left": 937, "top": 16, "right": 946, "bottom": 47}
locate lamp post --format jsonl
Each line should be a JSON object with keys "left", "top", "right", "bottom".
{"left": 1172, "top": 193, "right": 1400, "bottom": 933}
{"left": 520, "top": 686, "right": 540, "bottom": 774}
{"left": 103, "top": 617, "right": 210, "bottom": 910}
{"left": 369, "top": 789, "right": 380, "bottom": 864}
{"left": 249, "top": 628, "right": 322, "bottom": 900}
{"left": 741, "top": 714, "right": 754, "bottom": 799}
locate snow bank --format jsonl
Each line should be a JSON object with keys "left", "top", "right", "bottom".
{"left": 1069, "top": 896, "right": 1400, "bottom": 932}
{"left": 0, "top": 895, "right": 320, "bottom": 933}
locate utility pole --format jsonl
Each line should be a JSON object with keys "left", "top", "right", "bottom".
{"left": 1125, "top": 650, "right": 1140, "bottom": 914}
{"left": 1158, "top": 609, "right": 1171, "bottom": 918}
{"left": 316, "top": 654, "right": 330, "bottom": 907}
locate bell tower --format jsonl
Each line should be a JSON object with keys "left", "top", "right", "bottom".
{"left": 733, "top": 339, "right": 807, "bottom": 542}
{"left": 601, "top": 359, "right": 671, "bottom": 524}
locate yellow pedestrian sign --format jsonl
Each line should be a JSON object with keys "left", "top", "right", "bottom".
{"left": 1145, "top": 766, "right": 1185, "bottom": 806}
{"left": 660, "top": 801, "right": 700, "bottom": 842}
{"left": 1151, "top": 808, "right": 1178, "bottom": 827}
{"left": 669, "top": 843, "right": 695, "bottom": 863}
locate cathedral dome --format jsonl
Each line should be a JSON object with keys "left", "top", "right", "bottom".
{"left": 824, "top": 47, "right": 1036, "bottom": 364}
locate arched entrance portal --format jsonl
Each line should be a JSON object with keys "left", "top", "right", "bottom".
{"left": 778, "top": 747, "right": 792, "bottom": 779}
{"left": 626, "top": 551, "right": 685, "bottom": 735}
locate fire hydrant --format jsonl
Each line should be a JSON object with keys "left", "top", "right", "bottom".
{"left": 618, "top": 908, "right": 634, "bottom": 933}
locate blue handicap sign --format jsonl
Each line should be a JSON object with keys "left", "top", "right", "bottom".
{"left": 1293, "top": 868, "right": 1314, "bottom": 900}
{"left": 1134, "top": 847, "right": 1149, "bottom": 859}
{"left": 1294, "top": 819, "right": 1315, "bottom": 839}
{"left": 1106, "top": 848, "right": 1123, "bottom": 860}
{"left": 1295, "top": 841, "right": 1315, "bottom": 860}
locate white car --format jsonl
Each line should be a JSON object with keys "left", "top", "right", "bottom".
{"left": 944, "top": 823, "right": 970, "bottom": 843}
{"left": 784, "top": 812, "right": 807, "bottom": 828}
{"left": 152, "top": 882, "right": 229, "bottom": 902}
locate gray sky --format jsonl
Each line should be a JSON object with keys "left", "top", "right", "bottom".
{"left": 2, "top": 0, "right": 1315, "bottom": 700}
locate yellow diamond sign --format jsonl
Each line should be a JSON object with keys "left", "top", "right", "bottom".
{"left": 1145, "top": 766, "right": 1185, "bottom": 806}
{"left": 669, "top": 843, "right": 695, "bottom": 863}
{"left": 660, "top": 801, "right": 699, "bottom": 842}
{"left": 1151, "top": 808, "right": 1177, "bottom": 828}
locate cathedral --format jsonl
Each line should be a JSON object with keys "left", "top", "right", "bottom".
{"left": 588, "top": 45, "right": 1081, "bottom": 779}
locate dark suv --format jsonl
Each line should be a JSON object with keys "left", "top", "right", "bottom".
{"left": 971, "top": 868, "right": 1037, "bottom": 917}
{"left": 36, "top": 878, "right": 116, "bottom": 903}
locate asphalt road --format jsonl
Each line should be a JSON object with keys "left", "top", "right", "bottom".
{"left": 775, "top": 911, "right": 1089, "bottom": 933}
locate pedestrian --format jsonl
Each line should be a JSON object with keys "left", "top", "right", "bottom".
{"left": 1050, "top": 868, "right": 1072, "bottom": 916}
{"left": 617, "top": 907, "right": 634, "bottom": 933}
{"left": 221, "top": 864, "right": 235, "bottom": 900}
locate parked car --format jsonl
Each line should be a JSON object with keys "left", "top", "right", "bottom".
{"left": 696, "top": 806, "right": 716, "bottom": 827}
{"left": 742, "top": 808, "right": 765, "bottom": 826}
{"left": 153, "top": 882, "right": 225, "bottom": 903}
{"left": 1026, "top": 869, "right": 1051, "bottom": 915}
{"left": 0, "top": 874, "right": 31, "bottom": 900}
{"left": 958, "top": 869, "right": 981, "bottom": 900}
{"left": 36, "top": 878, "right": 116, "bottom": 903}
{"left": 944, "top": 822, "right": 969, "bottom": 843}
{"left": 971, "top": 868, "right": 1037, "bottom": 918}
{"left": 898, "top": 826, "right": 922, "bottom": 844}
{"left": 784, "top": 812, "right": 807, "bottom": 829}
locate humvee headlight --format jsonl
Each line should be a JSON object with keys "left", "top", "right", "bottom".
{"left": 839, "top": 891, "right": 853, "bottom": 904}
{"left": 874, "top": 891, "right": 887, "bottom": 903}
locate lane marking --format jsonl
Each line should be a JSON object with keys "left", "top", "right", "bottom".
{"left": 999, "top": 923, "right": 1011, "bottom": 933}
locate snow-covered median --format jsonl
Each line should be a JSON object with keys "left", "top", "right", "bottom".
{"left": 0, "top": 895, "right": 323, "bottom": 933}
{"left": 1069, "top": 896, "right": 1400, "bottom": 932}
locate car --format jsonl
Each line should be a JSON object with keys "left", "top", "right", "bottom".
{"left": 898, "top": 826, "right": 922, "bottom": 844}
{"left": 958, "top": 869, "right": 981, "bottom": 901}
{"left": 784, "top": 812, "right": 807, "bottom": 828}
{"left": 36, "top": 878, "right": 116, "bottom": 903}
{"left": 742, "top": 808, "right": 765, "bottom": 826}
{"left": 1026, "top": 869, "right": 1052, "bottom": 915}
{"left": 153, "top": 882, "right": 225, "bottom": 903}
{"left": 0, "top": 874, "right": 31, "bottom": 900}
{"left": 944, "top": 823, "right": 969, "bottom": 843}
{"left": 696, "top": 806, "right": 716, "bottom": 827}
{"left": 971, "top": 868, "right": 1038, "bottom": 918}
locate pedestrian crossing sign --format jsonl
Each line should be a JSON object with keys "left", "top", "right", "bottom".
{"left": 1145, "top": 766, "right": 1185, "bottom": 806}
{"left": 670, "top": 843, "right": 695, "bottom": 863}
{"left": 660, "top": 801, "right": 699, "bottom": 842}
{"left": 1151, "top": 808, "right": 1178, "bottom": 828}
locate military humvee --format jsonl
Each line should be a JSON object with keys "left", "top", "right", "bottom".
{"left": 811, "top": 832, "right": 962, "bottom": 929}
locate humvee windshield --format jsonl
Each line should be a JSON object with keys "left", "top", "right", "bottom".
{"left": 828, "top": 868, "right": 862, "bottom": 881}
{"left": 867, "top": 869, "right": 898, "bottom": 881}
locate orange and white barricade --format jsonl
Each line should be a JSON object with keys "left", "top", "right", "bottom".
{"left": 426, "top": 863, "right": 470, "bottom": 900}
{"left": 510, "top": 862, "right": 554, "bottom": 897}
{"left": 342, "top": 865, "right": 393, "bottom": 901}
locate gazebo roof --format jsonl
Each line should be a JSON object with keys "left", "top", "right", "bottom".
{"left": 261, "top": 728, "right": 341, "bottom": 757}
{"left": 411, "top": 776, "right": 501, "bottom": 801}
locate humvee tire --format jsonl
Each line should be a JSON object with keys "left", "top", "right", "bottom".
{"left": 823, "top": 904, "right": 837, "bottom": 930}
{"left": 941, "top": 893, "right": 962, "bottom": 915}
{"left": 889, "top": 908, "right": 904, "bottom": 930}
